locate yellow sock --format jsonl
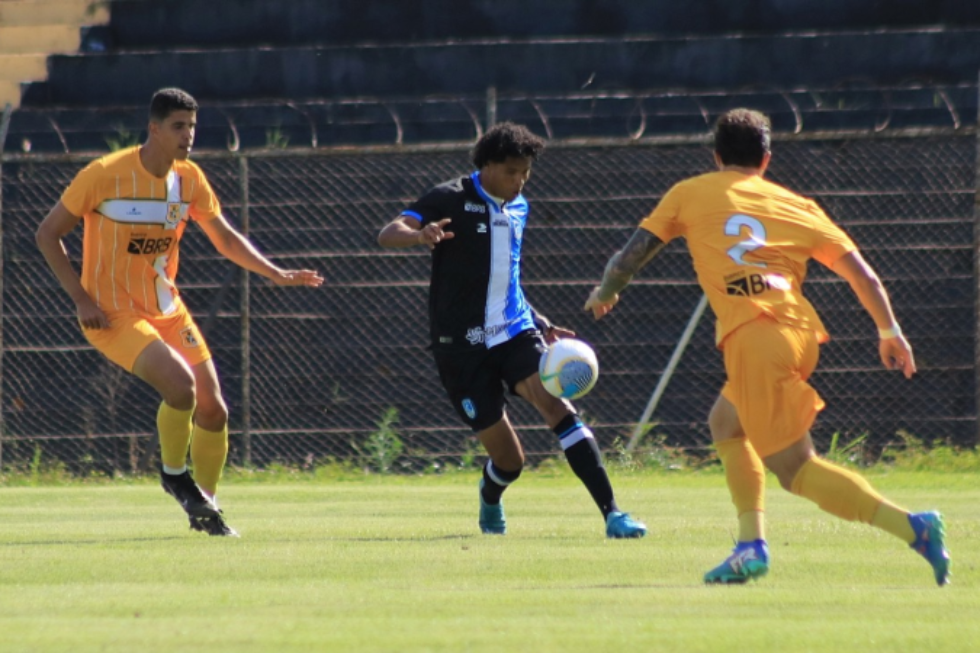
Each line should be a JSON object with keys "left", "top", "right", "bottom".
{"left": 871, "top": 501, "right": 915, "bottom": 543}
{"left": 790, "top": 457, "right": 883, "bottom": 524}
{"left": 190, "top": 423, "right": 229, "bottom": 496}
{"left": 157, "top": 401, "right": 194, "bottom": 470}
{"left": 716, "top": 437, "right": 766, "bottom": 541}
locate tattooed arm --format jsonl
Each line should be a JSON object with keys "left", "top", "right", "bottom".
{"left": 584, "top": 229, "right": 666, "bottom": 319}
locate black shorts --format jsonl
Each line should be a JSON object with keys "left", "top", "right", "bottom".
{"left": 433, "top": 330, "right": 547, "bottom": 432}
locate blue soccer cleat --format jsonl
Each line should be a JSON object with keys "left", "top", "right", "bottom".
{"left": 909, "top": 511, "right": 951, "bottom": 586}
{"left": 605, "top": 511, "right": 647, "bottom": 539}
{"left": 704, "top": 539, "right": 770, "bottom": 584}
{"left": 478, "top": 479, "right": 506, "bottom": 535}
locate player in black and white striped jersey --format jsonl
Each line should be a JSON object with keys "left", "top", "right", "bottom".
{"left": 379, "top": 122, "right": 646, "bottom": 538}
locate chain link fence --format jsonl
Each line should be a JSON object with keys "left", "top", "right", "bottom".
{"left": 1, "top": 86, "right": 977, "bottom": 473}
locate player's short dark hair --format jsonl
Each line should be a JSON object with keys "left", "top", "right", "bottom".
{"left": 149, "top": 87, "right": 198, "bottom": 122}
{"left": 472, "top": 122, "right": 545, "bottom": 168}
{"left": 714, "top": 109, "right": 771, "bottom": 167}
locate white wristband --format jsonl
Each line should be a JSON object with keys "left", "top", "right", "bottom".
{"left": 878, "top": 324, "right": 902, "bottom": 340}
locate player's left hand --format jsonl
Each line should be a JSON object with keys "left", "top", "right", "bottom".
{"left": 584, "top": 286, "right": 619, "bottom": 320}
{"left": 543, "top": 324, "right": 575, "bottom": 345}
{"left": 273, "top": 269, "right": 324, "bottom": 287}
{"left": 879, "top": 335, "right": 916, "bottom": 379}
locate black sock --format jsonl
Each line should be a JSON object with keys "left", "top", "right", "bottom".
{"left": 481, "top": 461, "right": 522, "bottom": 505}
{"left": 554, "top": 414, "right": 619, "bottom": 518}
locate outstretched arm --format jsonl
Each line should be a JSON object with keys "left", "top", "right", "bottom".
{"left": 831, "top": 250, "right": 915, "bottom": 378}
{"left": 36, "top": 202, "right": 110, "bottom": 329}
{"left": 584, "top": 228, "right": 666, "bottom": 319}
{"left": 199, "top": 215, "right": 323, "bottom": 287}
{"left": 378, "top": 215, "right": 454, "bottom": 250}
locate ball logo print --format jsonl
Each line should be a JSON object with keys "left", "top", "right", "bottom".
{"left": 539, "top": 338, "right": 599, "bottom": 400}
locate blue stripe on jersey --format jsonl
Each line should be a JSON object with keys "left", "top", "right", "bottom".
{"left": 400, "top": 210, "right": 423, "bottom": 222}
{"left": 504, "top": 195, "right": 532, "bottom": 338}
{"left": 471, "top": 172, "right": 535, "bottom": 348}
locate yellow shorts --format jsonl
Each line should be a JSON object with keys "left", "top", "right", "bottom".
{"left": 720, "top": 315, "right": 824, "bottom": 458}
{"left": 82, "top": 305, "right": 211, "bottom": 372}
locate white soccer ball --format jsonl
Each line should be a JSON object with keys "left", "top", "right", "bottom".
{"left": 539, "top": 338, "right": 599, "bottom": 400}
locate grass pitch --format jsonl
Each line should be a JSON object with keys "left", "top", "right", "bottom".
{"left": 0, "top": 471, "right": 977, "bottom": 652}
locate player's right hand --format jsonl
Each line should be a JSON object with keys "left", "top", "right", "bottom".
{"left": 77, "top": 298, "right": 110, "bottom": 330}
{"left": 418, "top": 218, "right": 454, "bottom": 249}
{"left": 879, "top": 335, "right": 916, "bottom": 379}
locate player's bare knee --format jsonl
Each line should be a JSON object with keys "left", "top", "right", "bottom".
{"left": 163, "top": 384, "right": 195, "bottom": 411}
{"left": 195, "top": 400, "right": 229, "bottom": 431}
{"left": 708, "top": 396, "right": 742, "bottom": 443}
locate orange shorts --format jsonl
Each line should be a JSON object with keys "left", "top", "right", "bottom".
{"left": 82, "top": 304, "right": 211, "bottom": 372}
{"left": 720, "top": 315, "right": 824, "bottom": 458}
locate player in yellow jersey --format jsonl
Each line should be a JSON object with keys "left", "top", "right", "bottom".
{"left": 584, "top": 108, "right": 950, "bottom": 586}
{"left": 35, "top": 88, "right": 323, "bottom": 536}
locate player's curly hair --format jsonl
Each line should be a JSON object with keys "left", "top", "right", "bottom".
{"left": 472, "top": 122, "right": 545, "bottom": 168}
{"left": 714, "top": 108, "right": 771, "bottom": 167}
{"left": 149, "top": 87, "right": 199, "bottom": 122}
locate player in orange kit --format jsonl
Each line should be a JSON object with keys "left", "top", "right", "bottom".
{"left": 584, "top": 108, "right": 950, "bottom": 586}
{"left": 36, "top": 88, "right": 323, "bottom": 536}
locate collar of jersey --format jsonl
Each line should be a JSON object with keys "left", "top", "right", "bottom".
{"left": 470, "top": 171, "right": 506, "bottom": 211}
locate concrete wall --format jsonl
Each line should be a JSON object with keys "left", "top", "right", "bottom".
{"left": 23, "top": 28, "right": 980, "bottom": 106}
{"left": 103, "top": 0, "right": 980, "bottom": 47}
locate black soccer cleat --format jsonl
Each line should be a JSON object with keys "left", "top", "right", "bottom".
{"left": 160, "top": 468, "right": 220, "bottom": 519}
{"left": 188, "top": 512, "right": 240, "bottom": 537}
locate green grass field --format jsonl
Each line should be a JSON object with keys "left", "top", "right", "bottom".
{"left": 0, "top": 470, "right": 977, "bottom": 652}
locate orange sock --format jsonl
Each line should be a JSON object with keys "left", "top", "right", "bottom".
{"left": 790, "top": 457, "right": 882, "bottom": 523}
{"left": 190, "top": 423, "right": 228, "bottom": 497}
{"left": 716, "top": 437, "right": 766, "bottom": 541}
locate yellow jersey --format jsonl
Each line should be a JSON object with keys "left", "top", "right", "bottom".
{"left": 61, "top": 146, "right": 221, "bottom": 317}
{"left": 639, "top": 170, "right": 856, "bottom": 346}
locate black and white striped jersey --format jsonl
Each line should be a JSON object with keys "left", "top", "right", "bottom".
{"left": 401, "top": 171, "right": 536, "bottom": 352}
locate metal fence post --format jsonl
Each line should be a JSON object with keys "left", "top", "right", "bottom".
{"left": 238, "top": 154, "right": 252, "bottom": 466}
{"left": 0, "top": 103, "right": 12, "bottom": 473}
{"left": 975, "top": 69, "right": 980, "bottom": 444}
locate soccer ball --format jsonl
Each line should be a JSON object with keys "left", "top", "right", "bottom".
{"left": 539, "top": 338, "right": 599, "bottom": 400}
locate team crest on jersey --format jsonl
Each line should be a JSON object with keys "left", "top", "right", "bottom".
{"left": 166, "top": 202, "right": 186, "bottom": 226}
{"left": 180, "top": 327, "right": 201, "bottom": 348}
{"left": 461, "top": 398, "right": 477, "bottom": 420}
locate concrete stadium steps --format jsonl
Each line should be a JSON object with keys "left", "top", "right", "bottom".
{"left": 19, "top": 28, "right": 980, "bottom": 108}
{"left": 7, "top": 84, "right": 975, "bottom": 153}
{"left": 0, "top": 0, "right": 108, "bottom": 108}
{"left": 101, "top": 0, "right": 980, "bottom": 49}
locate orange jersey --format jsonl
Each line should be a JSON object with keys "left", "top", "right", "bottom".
{"left": 639, "top": 171, "right": 856, "bottom": 346}
{"left": 61, "top": 146, "right": 221, "bottom": 316}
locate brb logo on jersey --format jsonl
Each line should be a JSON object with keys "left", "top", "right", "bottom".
{"left": 127, "top": 236, "right": 173, "bottom": 255}
{"left": 464, "top": 201, "right": 486, "bottom": 214}
{"left": 725, "top": 271, "right": 791, "bottom": 296}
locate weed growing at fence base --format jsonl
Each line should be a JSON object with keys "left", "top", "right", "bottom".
{"left": 0, "top": 471, "right": 977, "bottom": 653}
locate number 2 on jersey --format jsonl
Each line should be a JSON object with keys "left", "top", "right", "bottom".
{"left": 725, "top": 214, "right": 768, "bottom": 268}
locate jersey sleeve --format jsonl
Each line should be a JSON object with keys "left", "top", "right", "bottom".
{"left": 401, "top": 186, "right": 451, "bottom": 226}
{"left": 808, "top": 204, "right": 857, "bottom": 267}
{"left": 186, "top": 165, "right": 221, "bottom": 222}
{"left": 60, "top": 160, "right": 106, "bottom": 217}
{"left": 638, "top": 182, "right": 685, "bottom": 243}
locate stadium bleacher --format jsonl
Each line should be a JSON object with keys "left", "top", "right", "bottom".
{"left": 5, "top": 0, "right": 980, "bottom": 151}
